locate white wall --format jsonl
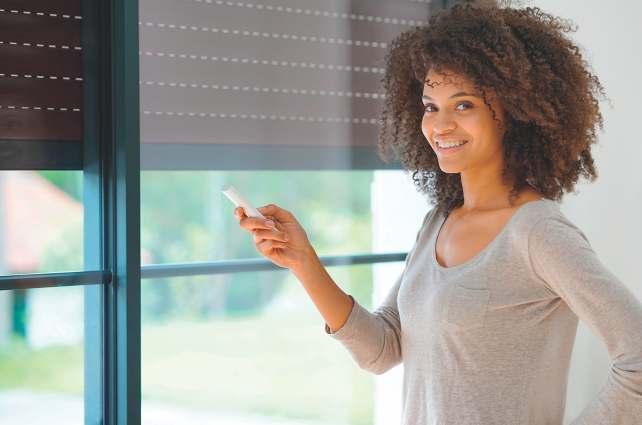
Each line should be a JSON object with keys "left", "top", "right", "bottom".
{"left": 371, "top": 170, "right": 433, "bottom": 424}
{"left": 531, "top": 1, "right": 642, "bottom": 422}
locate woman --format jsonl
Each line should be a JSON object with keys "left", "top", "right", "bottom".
{"left": 234, "top": 2, "right": 642, "bottom": 424}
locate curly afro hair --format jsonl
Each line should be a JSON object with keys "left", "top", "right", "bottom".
{"left": 377, "top": 0, "right": 607, "bottom": 215}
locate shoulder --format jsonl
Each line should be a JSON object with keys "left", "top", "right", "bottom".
{"left": 421, "top": 203, "right": 447, "bottom": 232}
{"left": 508, "top": 198, "right": 558, "bottom": 234}
{"left": 522, "top": 201, "right": 593, "bottom": 255}
{"left": 406, "top": 204, "right": 444, "bottom": 246}
{"left": 504, "top": 198, "right": 590, "bottom": 251}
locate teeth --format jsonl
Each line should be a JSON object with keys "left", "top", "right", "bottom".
{"left": 438, "top": 140, "right": 468, "bottom": 148}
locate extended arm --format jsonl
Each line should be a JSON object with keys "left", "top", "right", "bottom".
{"left": 323, "top": 208, "right": 435, "bottom": 375}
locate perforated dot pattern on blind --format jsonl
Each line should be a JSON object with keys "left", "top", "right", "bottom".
{"left": 139, "top": 0, "right": 432, "bottom": 168}
{"left": 0, "top": 0, "right": 83, "bottom": 143}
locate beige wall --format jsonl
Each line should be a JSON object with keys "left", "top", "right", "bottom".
{"left": 532, "top": 1, "right": 642, "bottom": 422}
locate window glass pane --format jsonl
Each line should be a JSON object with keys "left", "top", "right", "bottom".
{"left": 142, "top": 170, "right": 428, "bottom": 265}
{"left": 142, "top": 264, "right": 410, "bottom": 424}
{"left": 142, "top": 170, "right": 375, "bottom": 263}
{"left": 140, "top": 168, "right": 428, "bottom": 423}
{"left": 0, "top": 171, "right": 83, "bottom": 274}
{"left": 0, "top": 285, "right": 92, "bottom": 425}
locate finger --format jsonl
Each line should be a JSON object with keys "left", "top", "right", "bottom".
{"left": 258, "top": 204, "right": 292, "bottom": 220}
{"left": 257, "top": 238, "right": 287, "bottom": 251}
{"left": 257, "top": 204, "right": 277, "bottom": 214}
{"left": 262, "top": 215, "right": 282, "bottom": 229}
{"left": 253, "top": 230, "right": 286, "bottom": 244}
{"left": 252, "top": 228, "right": 288, "bottom": 243}
{"left": 265, "top": 218, "right": 280, "bottom": 231}
{"left": 234, "top": 207, "right": 248, "bottom": 220}
{"left": 240, "top": 216, "right": 276, "bottom": 231}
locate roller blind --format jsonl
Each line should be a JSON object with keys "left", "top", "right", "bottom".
{"left": 0, "top": 0, "right": 83, "bottom": 170}
{"left": 139, "top": 0, "right": 433, "bottom": 170}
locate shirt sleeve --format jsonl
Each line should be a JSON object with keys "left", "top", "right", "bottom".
{"left": 324, "top": 207, "right": 435, "bottom": 375}
{"left": 528, "top": 216, "right": 642, "bottom": 424}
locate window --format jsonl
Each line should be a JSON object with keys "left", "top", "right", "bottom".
{"left": 1, "top": 0, "right": 140, "bottom": 424}
{"left": 2, "top": 1, "right": 437, "bottom": 424}
{"left": 136, "top": 1, "right": 434, "bottom": 423}
{"left": 139, "top": 169, "right": 428, "bottom": 424}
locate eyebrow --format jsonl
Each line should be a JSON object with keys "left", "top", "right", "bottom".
{"left": 421, "top": 92, "right": 478, "bottom": 102}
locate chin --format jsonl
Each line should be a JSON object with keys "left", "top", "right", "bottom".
{"left": 438, "top": 163, "right": 464, "bottom": 174}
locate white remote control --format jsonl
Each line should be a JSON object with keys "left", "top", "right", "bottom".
{"left": 221, "top": 185, "right": 266, "bottom": 219}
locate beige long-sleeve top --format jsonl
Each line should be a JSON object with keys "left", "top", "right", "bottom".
{"left": 326, "top": 199, "right": 642, "bottom": 424}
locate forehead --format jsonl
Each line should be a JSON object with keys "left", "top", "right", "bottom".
{"left": 422, "top": 69, "right": 475, "bottom": 96}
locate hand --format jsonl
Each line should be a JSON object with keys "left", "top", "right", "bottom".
{"left": 234, "top": 204, "right": 317, "bottom": 270}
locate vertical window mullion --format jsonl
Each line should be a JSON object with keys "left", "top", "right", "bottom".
{"left": 83, "top": 0, "right": 141, "bottom": 423}
{"left": 109, "top": 0, "right": 142, "bottom": 423}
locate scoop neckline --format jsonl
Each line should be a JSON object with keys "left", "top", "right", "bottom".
{"left": 431, "top": 198, "right": 550, "bottom": 272}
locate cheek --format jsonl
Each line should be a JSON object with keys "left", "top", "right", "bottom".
{"left": 481, "top": 119, "right": 504, "bottom": 145}
{"left": 458, "top": 114, "right": 480, "bottom": 130}
{"left": 461, "top": 115, "right": 495, "bottom": 141}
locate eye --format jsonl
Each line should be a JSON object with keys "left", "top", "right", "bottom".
{"left": 423, "top": 103, "right": 437, "bottom": 113}
{"left": 456, "top": 102, "right": 473, "bottom": 111}
{"left": 423, "top": 101, "right": 473, "bottom": 114}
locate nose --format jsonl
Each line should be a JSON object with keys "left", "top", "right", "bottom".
{"left": 432, "top": 113, "right": 457, "bottom": 134}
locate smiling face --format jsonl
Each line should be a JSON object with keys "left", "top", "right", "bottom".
{"left": 421, "top": 69, "right": 507, "bottom": 175}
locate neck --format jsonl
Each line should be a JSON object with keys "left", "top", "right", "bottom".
{"left": 459, "top": 166, "right": 516, "bottom": 213}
